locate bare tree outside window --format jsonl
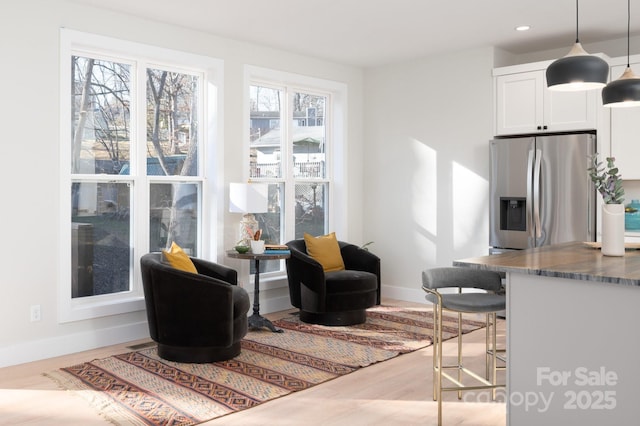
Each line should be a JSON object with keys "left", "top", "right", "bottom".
{"left": 146, "top": 69, "right": 201, "bottom": 252}
{"left": 71, "top": 57, "right": 131, "bottom": 175}
{"left": 146, "top": 69, "right": 199, "bottom": 177}
{"left": 70, "top": 55, "right": 202, "bottom": 298}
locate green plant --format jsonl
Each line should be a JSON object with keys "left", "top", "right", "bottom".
{"left": 588, "top": 154, "right": 625, "bottom": 204}
{"left": 360, "top": 241, "right": 374, "bottom": 251}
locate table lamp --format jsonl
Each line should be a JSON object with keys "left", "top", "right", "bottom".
{"left": 229, "top": 182, "right": 268, "bottom": 246}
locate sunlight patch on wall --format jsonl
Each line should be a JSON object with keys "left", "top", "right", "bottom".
{"left": 452, "top": 161, "right": 488, "bottom": 251}
{"left": 411, "top": 138, "right": 437, "bottom": 239}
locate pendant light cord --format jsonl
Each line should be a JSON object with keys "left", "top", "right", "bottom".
{"left": 575, "top": 0, "right": 580, "bottom": 43}
{"left": 627, "top": 0, "right": 631, "bottom": 67}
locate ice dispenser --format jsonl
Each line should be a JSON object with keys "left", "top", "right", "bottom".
{"left": 500, "top": 197, "right": 526, "bottom": 231}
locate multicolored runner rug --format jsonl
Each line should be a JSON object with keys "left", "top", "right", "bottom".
{"left": 45, "top": 305, "right": 485, "bottom": 425}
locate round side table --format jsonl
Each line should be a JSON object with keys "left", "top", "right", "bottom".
{"left": 226, "top": 250, "right": 290, "bottom": 332}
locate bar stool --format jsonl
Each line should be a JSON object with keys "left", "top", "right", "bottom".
{"left": 422, "top": 267, "right": 506, "bottom": 425}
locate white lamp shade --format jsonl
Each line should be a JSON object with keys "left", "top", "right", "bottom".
{"left": 229, "top": 183, "right": 268, "bottom": 213}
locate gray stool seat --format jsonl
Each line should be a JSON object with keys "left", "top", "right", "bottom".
{"left": 425, "top": 293, "right": 506, "bottom": 313}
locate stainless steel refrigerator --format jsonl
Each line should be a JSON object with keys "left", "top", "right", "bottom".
{"left": 489, "top": 133, "right": 596, "bottom": 253}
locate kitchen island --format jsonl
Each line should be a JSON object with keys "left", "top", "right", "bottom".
{"left": 454, "top": 241, "right": 640, "bottom": 425}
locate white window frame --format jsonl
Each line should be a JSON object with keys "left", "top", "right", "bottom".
{"left": 59, "top": 29, "right": 223, "bottom": 322}
{"left": 244, "top": 66, "right": 348, "bottom": 279}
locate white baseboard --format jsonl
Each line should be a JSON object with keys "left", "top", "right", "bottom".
{"left": 0, "top": 321, "right": 150, "bottom": 368}
{"left": 254, "top": 294, "right": 294, "bottom": 314}
{"left": 1, "top": 285, "right": 423, "bottom": 369}
{"left": 381, "top": 284, "right": 429, "bottom": 305}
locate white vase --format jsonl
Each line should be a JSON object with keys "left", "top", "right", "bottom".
{"left": 601, "top": 203, "right": 625, "bottom": 256}
{"left": 250, "top": 240, "right": 265, "bottom": 254}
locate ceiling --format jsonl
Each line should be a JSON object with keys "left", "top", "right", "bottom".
{"left": 70, "top": 0, "right": 639, "bottom": 68}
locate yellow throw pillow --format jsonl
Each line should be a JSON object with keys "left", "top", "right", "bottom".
{"left": 162, "top": 242, "right": 198, "bottom": 274}
{"left": 304, "top": 232, "right": 345, "bottom": 272}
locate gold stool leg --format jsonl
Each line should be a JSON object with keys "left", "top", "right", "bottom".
{"left": 491, "top": 312, "right": 498, "bottom": 399}
{"left": 485, "top": 313, "right": 490, "bottom": 380}
{"left": 437, "top": 303, "right": 443, "bottom": 426}
{"left": 432, "top": 302, "right": 438, "bottom": 401}
{"left": 457, "top": 311, "right": 463, "bottom": 400}
{"left": 430, "top": 299, "right": 444, "bottom": 425}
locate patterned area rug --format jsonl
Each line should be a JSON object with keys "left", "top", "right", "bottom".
{"left": 45, "top": 305, "right": 485, "bottom": 426}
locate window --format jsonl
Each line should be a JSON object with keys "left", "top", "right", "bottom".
{"left": 247, "top": 67, "right": 347, "bottom": 275}
{"left": 60, "top": 30, "right": 221, "bottom": 321}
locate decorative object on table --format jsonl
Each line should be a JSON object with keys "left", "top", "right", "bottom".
{"left": 229, "top": 182, "right": 268, "bottom": 246}
{"left": 250, "top": 230, "right": 265, "bottom": 254}
{"left": 264, "top": 243, "right": 291, "bottom": 254}
{"left": 583, "top": 241, "right": 640, "bottom": 250}
{"left": 545, "top": 0, "right": 608, "bottom": 91}
{"left": 234, "top": 245, "right": 250, "bottom": 254}
{"left": 625, "top": 199, "right": 640, "bottom": 231}
{"left": 45, "top": 305, "right": 486, "bottom": 426}
{"left": 601, "top": 204, "right": 625, "bottom": 256}
{"left": 588, "top": 154, "right": 625, "bottom": 256}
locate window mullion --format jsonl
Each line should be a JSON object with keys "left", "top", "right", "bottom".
{"left": 283, "top": 89, "right": 296, "bottom": 241}
{"left": 133, "top": 59, "right": 148, "bottom": 272}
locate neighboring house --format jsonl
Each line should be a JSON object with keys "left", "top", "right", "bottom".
{"left": 250, "top": 123, "right": 325, "bottom": 179}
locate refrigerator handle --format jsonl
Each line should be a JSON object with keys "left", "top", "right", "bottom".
{"left": 527, "top": 149, "right": 535, "bottom": 238}
{"left": 534, "top": 148, "right": 542, "bottom": 238}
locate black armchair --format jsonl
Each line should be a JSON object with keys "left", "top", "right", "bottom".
{"left": 140, "top": 253, "right": 250, "bottom": 363}
{"left": 285, "top": 239, "right": 381, "bottom": 326}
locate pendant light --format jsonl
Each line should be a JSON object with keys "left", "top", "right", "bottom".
{"left": 602, "top": 0, "right": 640, "bottom": 107}
{"left": 546, "top": 0, "right": 609, "bottom": 91}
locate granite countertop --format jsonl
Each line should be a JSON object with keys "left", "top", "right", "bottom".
{"left": 453, "top": 241, "right": 640, "bottom": 286}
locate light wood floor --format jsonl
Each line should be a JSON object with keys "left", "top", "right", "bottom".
{"left": 0, "top": 300, "right": 506, "bottom": 425}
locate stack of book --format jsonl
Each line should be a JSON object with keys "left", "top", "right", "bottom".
{"left": 264, "top": 244, "right": 291, "bottom": 254}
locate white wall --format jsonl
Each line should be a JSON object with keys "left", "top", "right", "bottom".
{"left": 0, "top": 0, "right": 364, "bottom": 367}
{"left": 6, "top": 1, "right": 630, "bottom": 368}
{"left": 361, "top": 37, "right": 640, "bottom": 304}
{"left": 363, "top": 47, "right": 496, "bottom": 302}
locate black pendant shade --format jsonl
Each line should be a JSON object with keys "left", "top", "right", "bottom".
{"left": 602, "top": 0, "right": 640, "bottom": 107}
{"left": 546, "top": 0, "right": 609, "bottom": 91}
{"left": 603, "top": 67, "right": 640, "bottom": 107}
{"left": 546, "top": 43, "right": 609, "bottom": 91}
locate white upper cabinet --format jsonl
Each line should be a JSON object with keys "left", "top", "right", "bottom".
{"left": 609, "top": 62, "right": 640, "bottom": 179}
{"left": 495, "top": 67, "right": 598, "bottom": 136}
{"left": 495, "top": 71, "right": 542, "bottom": 135}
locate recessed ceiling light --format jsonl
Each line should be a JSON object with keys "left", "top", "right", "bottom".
{"left": 515, "top": 25, "right": 531, "bottom": 32}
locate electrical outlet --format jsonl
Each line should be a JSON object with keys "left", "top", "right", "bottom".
{"left": 30, "top": 305, "right": 41, "bottom": 322}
